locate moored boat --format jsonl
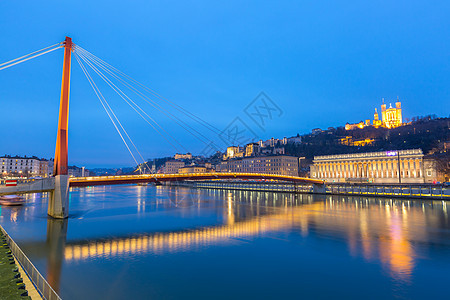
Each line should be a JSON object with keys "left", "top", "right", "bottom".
{"left": 0, "top": 195, "right": 25, "bottom": 206}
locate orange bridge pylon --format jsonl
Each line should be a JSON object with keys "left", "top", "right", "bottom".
{"left": 49, "top": 36, "right": 72, "bottom": 219}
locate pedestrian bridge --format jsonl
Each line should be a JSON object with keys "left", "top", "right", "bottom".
{"left": 0, "top": 173, "right": 323, "bottom": 196}
{"left": 69, "top": 172, "right": 324, "bottom": 187}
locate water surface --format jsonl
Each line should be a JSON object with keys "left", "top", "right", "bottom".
{"left": 0, "top": 185, "right": 449, "bottom": 299}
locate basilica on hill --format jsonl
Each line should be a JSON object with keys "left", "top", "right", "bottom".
{"left": 345, "top": 98, "right": 403, "bottom": 130}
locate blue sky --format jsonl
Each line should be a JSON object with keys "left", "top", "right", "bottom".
{"left": 1, "top": 1, "right": 449, "bottom": 167}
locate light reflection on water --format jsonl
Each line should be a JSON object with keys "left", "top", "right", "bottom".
{"left": 0, "top": 185, "right": 449, "bottom": 299}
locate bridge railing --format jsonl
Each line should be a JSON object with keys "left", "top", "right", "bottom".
{"left": 0, "top": 225, "right": 62, "bottom": 300}
{"left": 69, "top": 172, "right": 323, "bottom": 184}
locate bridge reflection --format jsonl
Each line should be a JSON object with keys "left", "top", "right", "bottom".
{"left": 58, "top": 189, "right": 447, "bottom": 284}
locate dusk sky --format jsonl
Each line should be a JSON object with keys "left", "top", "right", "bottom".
{"left": 1, "top": 1, "right": 449, "bottom": 167}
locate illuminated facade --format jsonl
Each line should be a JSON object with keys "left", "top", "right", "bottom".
{"left": 381, "top": 101, "right": 403, "bottom": 129}
{"left": 310, "top": 149, "right": 437, "bottom": 183}
{"left": 178, "top": 165, "right": 214, "bottom": 174}
{"left": 1, "top": 156, "right": 53, "bottom": 176}
{"left": 174, "top": 153, "right": 192, "bottom": 160}
{"left": 163, "top": 161, "right": 185, "bottom": 174}
{"left": 223, "top": 146, "right": 244, "bottom": 160}
{"left": 345, "top": 99, "right": 403, "bottom": 130}
{"left": 245, "top": 143, "right": 260, "bottom": 157}
{"left": 220, "top": 155, "right": 298, "bottom": 176}
{"left": 339, "top": 136, "right": 375, "bottom": 147}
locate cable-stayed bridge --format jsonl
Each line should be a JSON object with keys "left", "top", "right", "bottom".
{"left": 0, "top": 36, "right": 324, "bottom": 218}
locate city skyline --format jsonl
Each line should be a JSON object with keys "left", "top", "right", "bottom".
{"left": 1, "top": 1, "right": 449, "bottom": 167}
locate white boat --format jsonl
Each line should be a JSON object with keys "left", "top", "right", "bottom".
{"left": 0, "top": 195, "right": 25, "bottom": 206}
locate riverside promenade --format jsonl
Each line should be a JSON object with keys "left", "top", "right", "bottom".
{"left": 1, "top": 225, "right": 48, "bottom": 300}
{"left": 0, "top": 228, "right": 34, "bottom": 299}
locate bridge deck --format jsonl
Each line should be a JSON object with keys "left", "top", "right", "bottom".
{"left": 69, "top": 172, "right": 324, "bottom": 187}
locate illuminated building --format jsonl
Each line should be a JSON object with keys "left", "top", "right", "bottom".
{"left": 220, "top": 155, "right": 298, "bottom": 176}
{"left": 339, "top": 136, "right": 375, "bottom": 147}
{"left": 178, "top": 164, "right": 214, "bottom": 174}
{"left": 1, "top": 155, "right": 53, "bottom": 176}
{"left": 345, "top": 98, "right": 403, "bottom": 130}
{"left": 223, "top": 146, "right": 244, "bottom": 160}
{"left": 373, "top": 108, "right": 382, "bottom": 127}
{"left": 381, "top": 99, "right": 403, "bottom": 129}
{"left": 245, "top": 143, "right": 260, "bottom": 157}
{"left": 174, "top": 153, "right": 192, "bottom": 160}
{"left": 310, "top": 149, "right": 438, "bottom": 183}
{"left": 163, "top": 161, "right": 185, "bottom": 174}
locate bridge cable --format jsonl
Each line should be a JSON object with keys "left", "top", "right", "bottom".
{"left": 76, "top": 52, "right": 153, "bottom": 174}
{"left": 75, "top": 48, "right": 187, "bottom": 152}
{"left": 76, "top": 46, "right": 232, "bottom": 148}
{"left": 75, "top": 49, "right": 187, "bottom": 154}
{"left": 0, "top": 43, "right": 63, "bottom": 71}
{"left": 74, "top": 46, "right": 235, "bottom": 147}
{"left": 75, "top": 52, "right": 144, "bottom": 170}
{"left": 76, "top": 46, "right": 219, "bottom": 149}
{"left": 75, "top": 46, "right": 220, "bottom": 150}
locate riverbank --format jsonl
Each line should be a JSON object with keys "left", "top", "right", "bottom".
{"left": 0, "top": 229, "right": 32, "bottom": 299}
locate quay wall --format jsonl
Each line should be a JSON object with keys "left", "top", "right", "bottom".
{"left": 169, "top": 180, "right": 450, "bottom": 200}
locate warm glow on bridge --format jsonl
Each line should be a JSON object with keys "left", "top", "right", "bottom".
{"left": 69, "top": 172, "right": 324, "bottom": 187}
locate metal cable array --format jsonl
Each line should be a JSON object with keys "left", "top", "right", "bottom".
{"left": 73, "top": 44, "right": 234, "bottom": 171}
{"left": 0, "top": 42, "right": 63, "bottom": 71}
{"left": 0, "top": 40, "right": 233, "bottom": 172}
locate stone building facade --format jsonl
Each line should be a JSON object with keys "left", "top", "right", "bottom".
{"left": 220, "top": 155, "right": 298, "bottom": 176}
{"left": 310, "top": 149, "right": 436, "bottom": 183}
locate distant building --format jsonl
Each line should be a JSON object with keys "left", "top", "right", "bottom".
{"left": 163, "top": 161, "right": 185, "bottom": 174}
{"left": 345, "top": 121, "right": 365, "bottom": 131}
{"left": 311, "top": 128, "right": 323, "bottom": 135}
{"left": 310, "top": 149, "right": 436, "bottom": 183}
{"left": 220, "top": 155, "right": 298, "bottom": 176}
{"left": 381, "top": 100, "right": 403, "bottom": 129}
{"left": 178, "top": 165, "right": 214, "bottom": 174}
{"left": 223, "top": 146, "right": 244, "bottom": 160}
{"left": 339, "top": 136, "right": 375, "bottom": 147}
{"left": 345, "top": 98, "right": 403, "bottom": 130}
{"left": 285, "top": 136, "right": 302, "bottom": 144}
{"left": 174, "top": 153, "right": 192, "bottom": 160}
{"left": 68, "top": 166, "right": 91, "bottom": 177}
{"left": 1, "top": 155, "right": 52, "bottom": 177}
{"left": 245, "top": 143, "right": 260, "bottom": 157}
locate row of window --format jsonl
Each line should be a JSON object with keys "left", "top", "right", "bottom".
{"left": 316, "top": 169, "right": 423, "bottom": 178}
{"left": 316, "top": 160, "right": 421, "bottom": 173}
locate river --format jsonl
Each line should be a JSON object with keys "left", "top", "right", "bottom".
{"left": 0, "top": 184, "right": 449, "bottom": 299}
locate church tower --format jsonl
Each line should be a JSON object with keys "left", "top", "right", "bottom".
{"left": 373, "top": 108, "right": 382, "bottom": 127}
{"left": 395, "top": 97, "right": 403, "bottom": 126}
{"left": 381, "top": 98, "right": 387, "bottom": 125}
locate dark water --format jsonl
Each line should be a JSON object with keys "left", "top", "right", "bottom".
{"left": 0, "top": 185, "right": 449, "bottom": 299}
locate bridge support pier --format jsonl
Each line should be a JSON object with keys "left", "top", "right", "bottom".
{"left": 312, "top": 183, "right": 326, "bottom": 194}
{"left": 48, "top": 175, "right": 70, "bottom": 219}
